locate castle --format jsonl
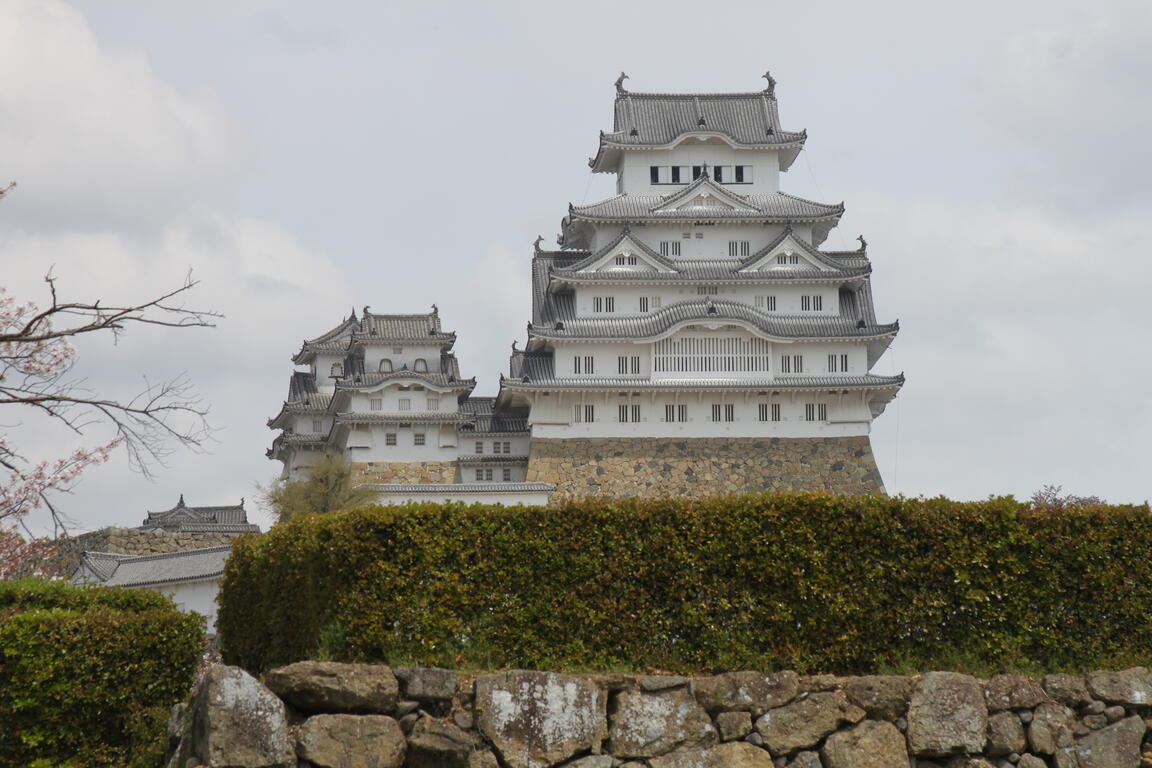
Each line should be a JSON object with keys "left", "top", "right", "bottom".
{"left": 268, "top": 74, "right": 903, "bottom": 504}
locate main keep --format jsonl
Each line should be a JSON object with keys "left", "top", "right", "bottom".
{"left": 269, "top": 74, "right": 903, "bottom": 504}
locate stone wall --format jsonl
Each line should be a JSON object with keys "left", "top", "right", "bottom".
{"left": 352, "top": 461, "right": 458, "bottom": 485}
{"left": 55, "top": 527, "right": 248, "bottom": 576}
{"left": 168, "top": 663, "right": 1152, "bottom": 768}
{"left": 527, "top": 436, "right": 885, "bottom": 501}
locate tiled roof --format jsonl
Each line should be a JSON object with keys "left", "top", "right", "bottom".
{"left": 359, "top": 310, "right": 455, "bottom": 343}
{"left": 570, "top": 181, "right": 842, "bottom": 224}
{"left": 141, "top": 496, "right": 258, "bottom": 533}
{"left": 591, "top": 89, "right": 807, "bottom": 172}
{"left": 461, "top": 415, "right": 530, "bottom": 435}
{"left": 336, "top": 412, "right": 472, "bottom": 425}
{"left": 336, "top": 368, "right": 473, "bottom": 391}
{"left": 73, "top": 546, "right": 232, "bottom": 588}
{"left": 529, "top": 297, "right": 898, "bottom": 341}
{"left": 460, "top": 396, "right": 496, "bottom": 415}
{"left": 457, "top": 455, "right": 530, "bottom": 465}
{"left": 608, "top": 91, "right": 804, "bottom": 147}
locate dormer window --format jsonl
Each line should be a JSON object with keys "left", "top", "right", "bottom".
{"left": 379, "top": 359, "right": 393, "bottom": 373}
{"left": 414, "top": 358, "right": 428, "bottom": 373}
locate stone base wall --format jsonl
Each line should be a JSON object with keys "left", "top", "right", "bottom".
{"left": 170, "top": 663, "right": 1152, "bottom": 768}
{"left": 352, "top": 461, "right": 458, "bottom": 485}
{"left": 527, "top": 436, "right": 885, "bottom": 502}
{"left": 55, "top": 527, "right": 248, "bottom": 576}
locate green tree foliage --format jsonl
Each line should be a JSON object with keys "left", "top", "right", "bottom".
{"left": 261, "top": 455, "right": 377, "bottom": 523}
{"left": 219, "top": 492, "right": 1152, "bottom": 675}
{"left": 0, "top": 579, "right": 203, "bottom": 767}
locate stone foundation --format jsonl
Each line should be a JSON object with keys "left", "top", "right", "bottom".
{"left": 352, "top": 461, "right": 458, "bottom": 485}
{"left": 54, "top": 527, "right": 248, "bottom": 575}
{"left": 170, "top": 663, "right": 1152, "bottom": 768}
{"left": 527, "top": 436, "right": 885, "bottom": 502}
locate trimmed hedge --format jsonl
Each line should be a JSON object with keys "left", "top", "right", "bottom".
{"left": 0, "top": 579, "right": 204, "bottom": 767}
{"left": 218, "top": 493, "right": 1152, "bottom": 675}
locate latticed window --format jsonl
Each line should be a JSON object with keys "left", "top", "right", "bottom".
{"left": 805, "top": 403, "right": 828, "bottom": 422}
{"left": 728, "top": 241, "right": 751, "bottom": 258}
{"left": 574, "top": 404, "right": 595, "bottom": 423}
{"left": 653, "top": 335, "right": 772, "bottom": 373}
{"left": 385, "top": 433, "right": 397, "bottom": 446}
{"left": 413, "top": 433, "right": 425, "bottom": 446}
{"left": 664, "top": 404, "right": 688, "bottom": 422}
{"left": 370, "top": 398, "right": 383, "bottom": 411}
{"left": 779, "top": 354, "right": 803, "bottom": 374}
{"left": 502, "top": 469, "right": 512, "bottom": 481}
{"left": 758, "top": 403, "right": 781, "bottom": 422}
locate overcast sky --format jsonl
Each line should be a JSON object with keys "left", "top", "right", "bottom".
{"left": 2, "top": 0, "right": 1149, "bottom": 534}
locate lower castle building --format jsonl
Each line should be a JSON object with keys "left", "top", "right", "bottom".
{"left": 268, "top": 74, "right": 903, "bottom": 504}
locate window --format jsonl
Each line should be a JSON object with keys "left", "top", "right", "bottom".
{"left": 805, "top": 403, "right": 828, "bottom": 422}
{"left": 650, "top": 166, "right": 660, "bottom": 184}
{"left": 427, "top": 397, "right": 439, "bottom": 410}
{"left": 502, "top": 468, "right": 512, "bottom": 482}
{"left": 592, "top": 296, "right": 615, "bottom": 312}
{"left": 475, "top": 441, "right": 484, "bottom": 454}
{"left": 574, "top": 404, "right": 595, "bottom": 423}
{"left": 492, "top": 441, "right": 511, "bottom": 454}
{"left": 475, "top": 469, "right": 493, "bottom": 481}
{"left": 640, "top": 295, "right": 662, "bottom": 313}
{"left": 398, "top": 398, "right": 411, "bottom": 411}
{"left": 734, "top": 165, "right": 751, "bottom": 183}
{"left": 776, "top": 254, "right": 800, "bottom": 265}
{"left": 671, "top": 166, "right": 682, "bottom": 183}
{"left": 801, "top": 295, "right": 823, "bottom": 311}
{"left": 573, "top": 355, "right": 581, "bottom": 374}
{"left": 379, "top": 359, "right": 393, "bottom": 373}
{"left": 697, "top": 286, "right": 719, "bottom": 295}
{"left": 664, "top": 404, "right": 688, "bottom": 422}
{"left": 414, "top": 358, "right": 428, "bottom": 372}
{"left": 617, "top": 355, "right": 641, "bottom": 374}
{"left": 618, "top": 404, "right": 641, "bottom": 423}
{"left": 728, "top": 241, "right": 751, "bottom": 258}
{"left": 615, "top": 254, "right": 638, "bottom": 266}
{"left": 385, "top": 432, "right": 397, "bottom": 446}
{"left": 692, "top": 165, "right": 702, "bottom": 180}
{"left": 659, "top": 241, "right": 681, "bottom": 257}
{"left": 710, "top": 404, "right": 735, "bottom": 422}
{"left": 312, "top": 419, "right": 323, "bottom": 433}
{"left": 574, "top": 355, "right": 594, "bottom": 374}
{"left": 758, "top": 403, "right": 781, "bottom": 422}
{"left": 584, "top": 356, "right": 594, "bottom": 374}
{"left": 653, "top": 335, "right": 772, "bottom": 374}
{"left": 828, "top": 354, "right": 849, "bottom": 373}
{"left": 330, "top": 363, "right": 343, "bottom": 377}
{"left": 370, "top": 397, "right": 383, "bottom": 411}
{"left": 413, "top": 433, "right": 425, "bottom": 446}
{"left": 754, "top": 295, "right": 777, "bottom": 311}
{"left": 713, "top": 166, "right": 724, "bottom": 182}
{"left": 779, "top": 354, "right": 803, "bottom": 374}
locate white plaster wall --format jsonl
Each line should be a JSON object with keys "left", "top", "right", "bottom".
{"left": 590, "top": 224, "right": 813, "bottom": 255}
{"left": 572, "top": 285, "right": 840, "bottom": 317}
{"left": 361, "top": 343, "right": 445, "bottom": 374}
{"left": 619, "top": 145, "right": 781, "bottom": 194}
{"left": 152, "top": 578, "right": 221, "bottom": 633}
{"left": 312, "top": 354, "right": 346, "bottom": 391}
{"left": 347, "top": 386, "right": 456, "bottom": 413}
{"left": 343, "top": 424, "right": 459, "bottom": 462}
{"left": 528, "top": 389, "right": 873, "bottom": 439}
{"left": 552, "top": 337, "right": 871, "bottom": 379}
{"left": 460, "top": 434, "right": 531, "bottom": 456}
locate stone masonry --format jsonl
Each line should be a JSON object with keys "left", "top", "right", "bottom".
{"left": 169, "top": 664, "right": 1152, "bottom": 768}
{"left": 54, "top": 526, "right": 246, "bottom": 576}
{"left": 352, "top": 461, "right": 459, "bottom": 485}
{"left": 527, "top": 436, "right": 885, "bottom": 502}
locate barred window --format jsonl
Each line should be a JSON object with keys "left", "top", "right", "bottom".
{"left": 385, "top": 433, "right": 397, "bottom": 446}
{"left": 413, "top": 433, "right": 425, "bottom": 446}
{"left": 664, "top": 404, "right": 688, "bottom": 422}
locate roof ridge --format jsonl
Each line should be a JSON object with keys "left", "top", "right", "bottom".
{"left": 104, "top": 545, "right": 234, "bottom": 563}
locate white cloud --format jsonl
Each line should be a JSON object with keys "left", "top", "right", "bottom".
{"left": 0, "top": 0, "right": 353, "bottom": 533}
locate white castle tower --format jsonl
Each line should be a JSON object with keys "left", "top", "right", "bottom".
{"left": 496, "top": 73, "right": 903, "bottom": 500}
{"left": 267, "top": 308, "right": 552, "bottom": 505}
